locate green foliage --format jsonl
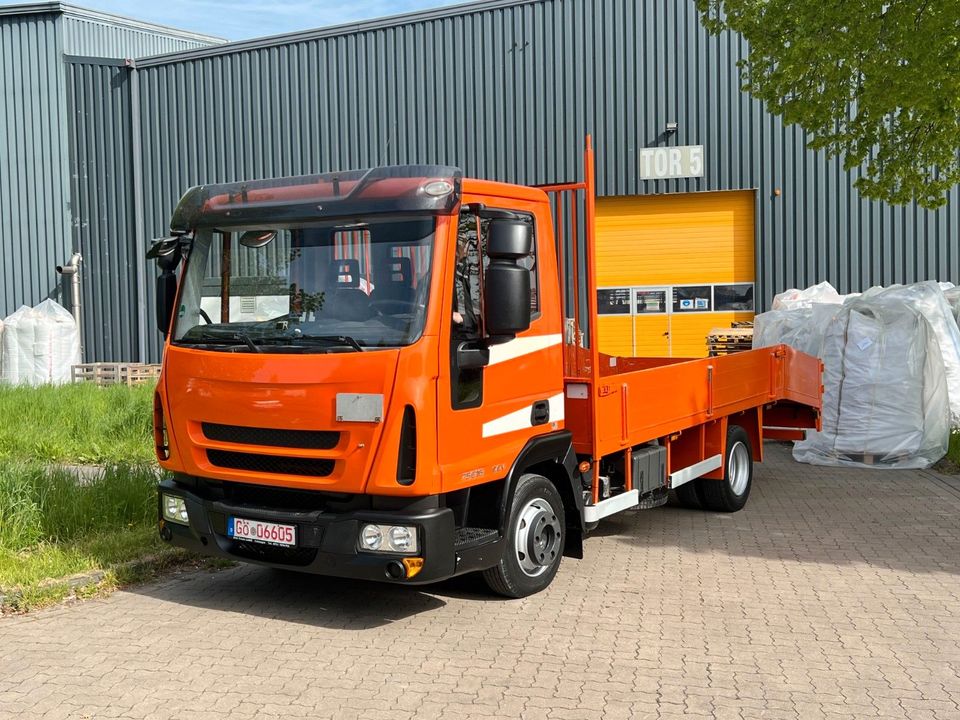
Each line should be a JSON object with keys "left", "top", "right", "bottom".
{"left": 948, "top": 431, "right": 960, "bottom": 466}
{"left": 0, "top": 463, "right": 159, "bottom": 552}
{"left": 697, "top": 1, "right": 960, "bottom": 208}
{"left": 0, "top": 383, "right": 155, "bottom": 464}
{"left": 0, "top": 462, "right": 182, "bottom": 610}
{"left": 0, "top": 384, "right": 171, "bottom": 608}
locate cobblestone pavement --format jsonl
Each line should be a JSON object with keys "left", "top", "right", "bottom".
{"left": 2, "top": 444, "right": 960, "bottom": 720}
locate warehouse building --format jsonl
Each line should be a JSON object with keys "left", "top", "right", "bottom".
{"left": 2, "top": 0, "right": 958, "bottom": 361}
{"left": 0, "top": 2, "right": 222, "bottom": 360}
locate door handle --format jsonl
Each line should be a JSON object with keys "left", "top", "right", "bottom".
{"left": 531, "top": 400, "right": 550, "bottom": 426}
{"left": 662, "top": 331, "right": 670, "bottom": 337}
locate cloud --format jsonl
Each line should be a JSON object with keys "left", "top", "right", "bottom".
{"left": 77, "top": 0, "right": 465, "bottom": 40}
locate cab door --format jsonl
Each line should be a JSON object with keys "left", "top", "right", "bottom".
{"left": 436, "top": 200, "right": 564, "bottom": 494}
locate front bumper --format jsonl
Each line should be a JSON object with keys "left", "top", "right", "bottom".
{"left": 157, "top": 477, "right": 458, "bottom": 584}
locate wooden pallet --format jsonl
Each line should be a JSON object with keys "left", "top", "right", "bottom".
{"left": 707, "top": 324, "right": 754, "bottom": 356}
{"left": 71, "top": 362, "right": 161, "bottom": 387}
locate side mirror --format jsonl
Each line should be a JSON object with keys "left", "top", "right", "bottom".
{"left": 487, "top": 219, "right": 532, "bottom": 258}
{"left": 151, "top": 241, "right": 182, "bottom": 336}
{"left": 483, "top": 218, "right": 533, "bottom": 338}
{"left": 156, "top": 270, "right": 178, "bottom": 336}
{"left": 484, "top": 263, "right": 531, "bottom": 337}
{"left": 238, "top": 229, "right": 277, "bottom": 248}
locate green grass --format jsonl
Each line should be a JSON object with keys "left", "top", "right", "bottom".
{"left": 0, "top": 383, "right": 211, "bottom": 611}
{"left": 0, "top": 462, "right": 181, "bottom": 610}
{"left": 0, "top": 382, "right": 155, "bottom": 464}
{"left": 0, "top": 463, "right": 159, "bottom": 551}
{"left": 948, "top": 432, "right": 960, "bottom": 466}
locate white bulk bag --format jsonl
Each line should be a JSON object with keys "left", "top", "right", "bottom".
{"left": 0, "top": 305, "right": 33, "bottom": 385}
{"left": 859, "top": 281, "right": 960, "bottom": 424}
{"left": 942, "top": 285, "right": 960, "bottom": 324}
{"left": 771, "top": 281, "right": 843, "bottom": 310}
{"left": 753, "top": 303, "right": 842, "bottom": 357}
{"left": 793, "top": 296, "right": 949, "bottom": 469}
{"left": 0, "top": 300, "right": 81, "bottom": 386}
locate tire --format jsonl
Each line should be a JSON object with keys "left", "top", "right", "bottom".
{"left": 696, "top": 424, "right": 753, "bottom": 513}
{"left": 670, "top": 482, "right": 702, "bottom": 509}
{"left": 483, "top": 474, "right": 565, "bottom": 598}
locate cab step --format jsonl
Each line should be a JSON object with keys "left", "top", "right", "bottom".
{"left": 454, "top": 527, "right": 499, "bottom": 550}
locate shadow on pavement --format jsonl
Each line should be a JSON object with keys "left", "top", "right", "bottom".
{"left": 594, "top": 443, "right": 960, "bottom": 576}
{"left": 129, "top": 560, "right": 503, "bottom": 628}
{"left": 131, "top": 565, "right": 452, "bottom": 629}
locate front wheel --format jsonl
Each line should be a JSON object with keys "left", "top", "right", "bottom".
{"left": 483, "top": 474, "right": 565, "bottom": 598}
{"left": 696, "top": 424, "right": 753, "bottom": 513}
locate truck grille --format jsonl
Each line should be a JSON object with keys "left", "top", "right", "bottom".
{"left": 202, "top": 422, "right": 340, "bottom": 450}
{"left": 221, "top": 481, "right": 332, "bottom": 511}
{"left": 207, "top": 449, "right": 335, "bottom": 477}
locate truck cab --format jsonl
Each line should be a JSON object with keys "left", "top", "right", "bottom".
{"left": 153, "top": 166, "right": 580, "bottom": 596}
{"left": 152, "top": 155, "right": 821, "bottom": 597}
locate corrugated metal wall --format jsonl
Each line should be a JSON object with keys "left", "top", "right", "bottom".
{"left": 62, "top": 13, "right": 220, "bottom": 58}
{"left": 65, "top": 58, "right": 141, "bottom": 361}
{"left": 0, "top": 11, "right": 72, "bottom": 319}
{"left": 65, "top": 0, "right": 960, "bottom": 361}
{"left": 0, "top": 5, "right": 220, "bottom": 358}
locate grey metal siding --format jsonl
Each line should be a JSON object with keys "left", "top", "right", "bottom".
{"left": 0, "top": 11, "right": 72, "bottom": 320}
{"left": 0, "top": 5, "right": 220, "bottom": 342}
{"left": 62, "top": 0, "right": 960, "bottom": 361}
{"left": 65, "top": 59, "right": 140, "bottom": 361}
{"left": 62, "top": 14, "right": 220, "bottom": 58}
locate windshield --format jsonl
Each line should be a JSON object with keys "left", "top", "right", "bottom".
{"left": 172, "top": 217, "right": 436, "bottom": 352}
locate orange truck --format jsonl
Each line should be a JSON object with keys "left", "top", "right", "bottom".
{"left": 149, "top": 139, "right": 821, "bottom": 597}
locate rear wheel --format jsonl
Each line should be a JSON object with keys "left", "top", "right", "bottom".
{"left": 696, "top": 425, "right": 753, "bottom": 513}
{"left": 483, "top": 474, "right": 565, "bottom": 598}
{"left": 670, "top": 482, "right": 702, "bottom": 509}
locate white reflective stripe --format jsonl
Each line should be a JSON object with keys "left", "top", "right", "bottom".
{"left": 548, "top": 392, "right": 565, "bottom": 422}
{"left": 487, "top": 333, "right": 562, "bottom": 366}
{"left": 583, "top": 490, "right": 640, "bottom": 523}
{"left": 482, "top": 392, "right": 566, "bottom": 438}
{"left": 667, "top": 454, "right": 723, "bottom": 489}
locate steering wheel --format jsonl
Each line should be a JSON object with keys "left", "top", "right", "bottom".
{"left": 199, "top": 308, "right": 213, "bottom": 324}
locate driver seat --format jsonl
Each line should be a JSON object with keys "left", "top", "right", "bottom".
{"left": 373, "top": 257, "right": 414, "bottom": 306}
{"left": 326, "top": 259, "right": 373, "bottom": 321}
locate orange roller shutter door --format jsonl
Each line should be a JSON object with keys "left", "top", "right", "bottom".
{"left": 595, "top": 190, "right": 756, "bottom": 357}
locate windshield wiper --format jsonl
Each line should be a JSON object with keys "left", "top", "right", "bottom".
{"left": 291, "top": 334, "right": 364, "bottom": 351}
{"left": 233, "top": 331, "right": 262, "bottom": 353}
{"left": 178, "top": 328, "right": 262, "bottom": 353}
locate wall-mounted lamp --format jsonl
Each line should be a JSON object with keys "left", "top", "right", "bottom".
{"left": 665, "top": 122, "right": 678, "bottom": 134}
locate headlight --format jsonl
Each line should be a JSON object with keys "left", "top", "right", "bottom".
{"left": 389, "top": 526, "right": 413, "bottom": 551}
{"left": 162, "top": 494, "right": 189, "bottom": 525}
{"left": 360, "top": 524, "right": 383, "bottom": 551}
{"left": 358, "top": 524, "right": 418, "bottom": 554}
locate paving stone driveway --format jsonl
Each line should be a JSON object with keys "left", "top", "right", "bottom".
{"left": 2, "top": 443, "right": 960, "bottom": 720}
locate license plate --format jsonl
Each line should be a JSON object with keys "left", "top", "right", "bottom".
{"left": 227, "top": 517, "right": 296, "bottom": 547}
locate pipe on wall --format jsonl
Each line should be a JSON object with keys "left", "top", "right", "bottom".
{"left": 56, "top": 253, "right": 84, "bottom": 360}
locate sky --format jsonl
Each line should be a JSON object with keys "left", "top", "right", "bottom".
{"left": 68, "top": 0, "right": 466, "bottom": 41}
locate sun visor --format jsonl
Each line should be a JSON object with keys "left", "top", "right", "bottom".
{"left": 170, "top": 165, "right": 462, "bottom": 232}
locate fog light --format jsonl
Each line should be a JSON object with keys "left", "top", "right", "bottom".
{"left": 162, "top": 494, "right": 189, "bottom": 525}
{"left": 357, "top": 524, "right": 419, "bottom": 554}
{"left": 360, "top": 524, "right": 383, "bottom": 551}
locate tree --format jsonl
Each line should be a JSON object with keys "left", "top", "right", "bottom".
{"left": 696, "top": 1, "right": 960, "bottom": 209}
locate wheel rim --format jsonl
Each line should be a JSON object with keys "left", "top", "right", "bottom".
{"left": 727, "top": 441, "right": 750, "bottom": 496}
{"left": 514, "top": 497, "right": 562, "bottom": 578}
